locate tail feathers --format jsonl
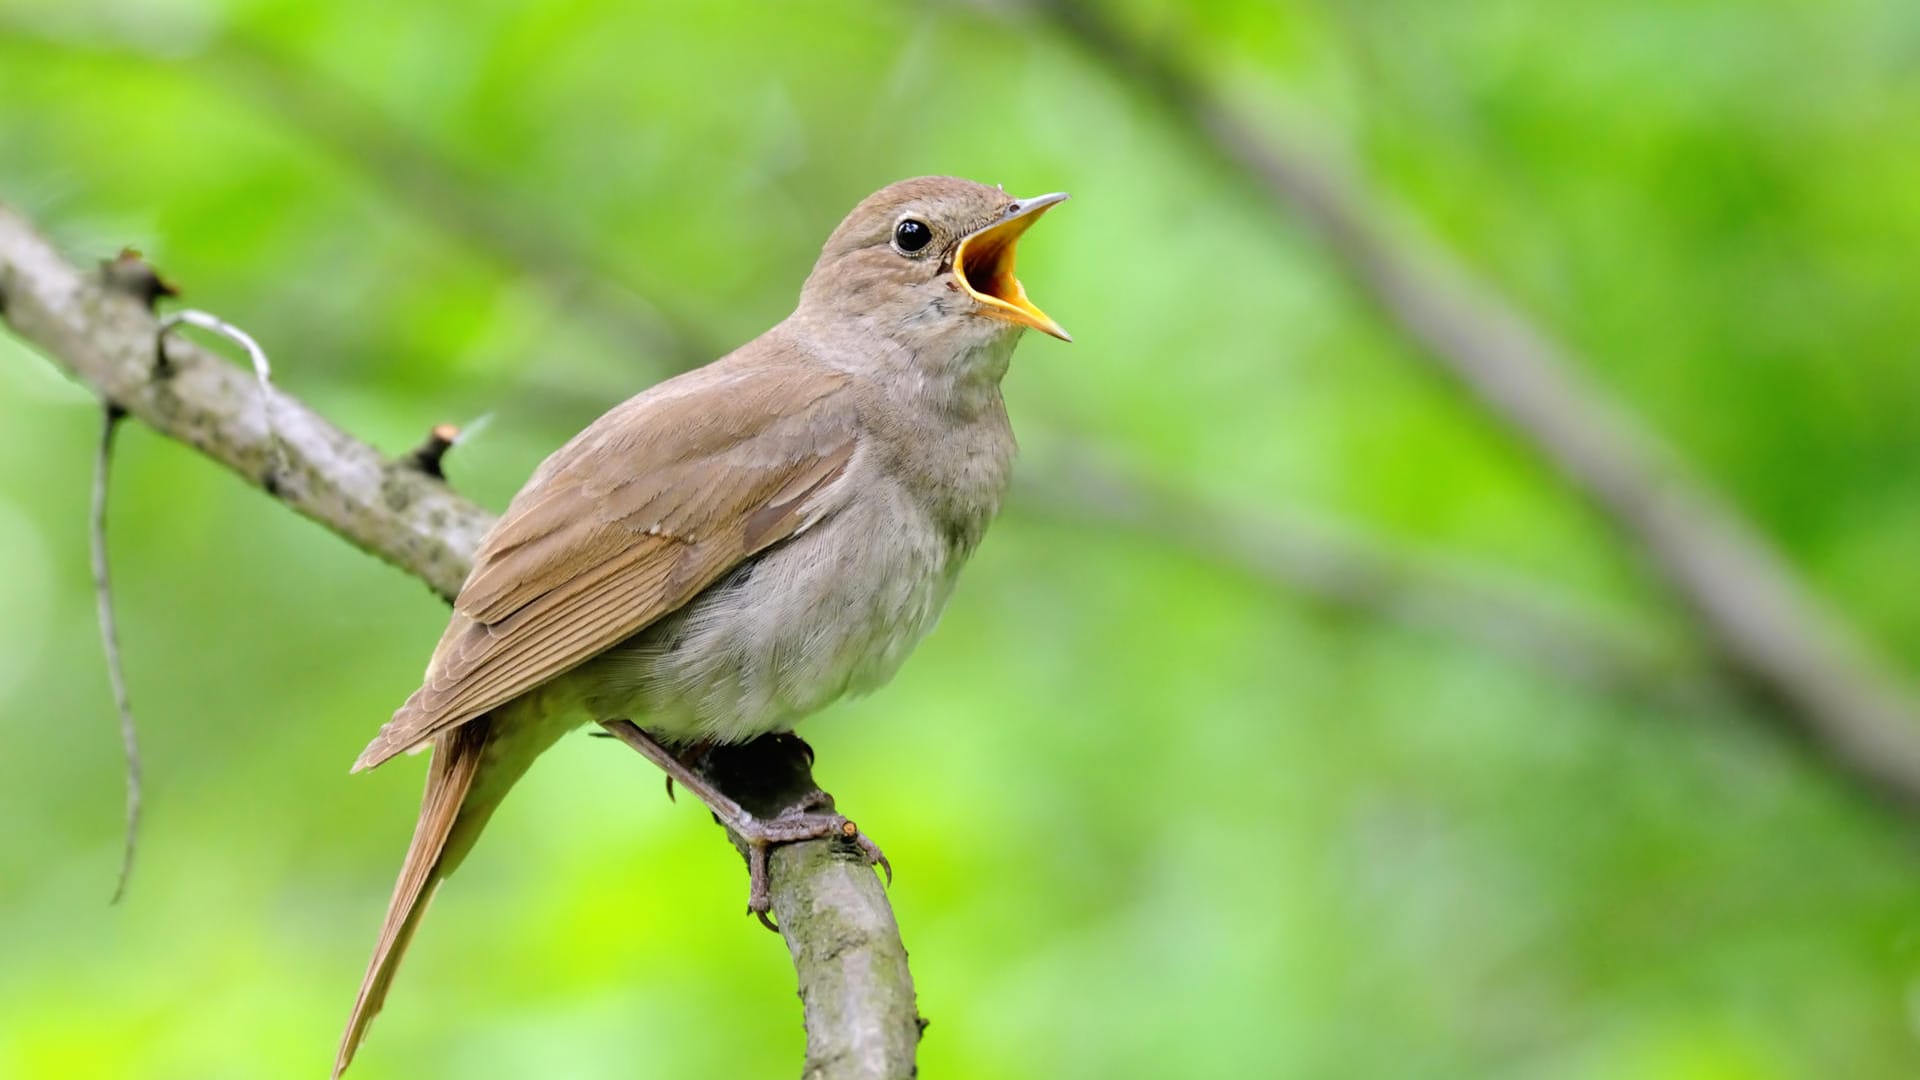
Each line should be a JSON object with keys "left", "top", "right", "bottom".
{"left": 334, "top": 721, "right": 491, "bottom": 1078}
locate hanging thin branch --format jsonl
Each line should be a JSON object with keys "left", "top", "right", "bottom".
{"left": 89, "top": 403, "right": 139, "bottom": 903}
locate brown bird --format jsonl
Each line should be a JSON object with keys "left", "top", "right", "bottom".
{"left": 334, "top": 176, "right": 1069, "bottom": 1075}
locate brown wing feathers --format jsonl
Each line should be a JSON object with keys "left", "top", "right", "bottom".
{"left": 352, "top": 362, "right": 856, "bottom": 772}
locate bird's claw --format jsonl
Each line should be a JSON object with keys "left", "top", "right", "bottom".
{"left": 732, "top": 810, "right": 892, "bottom": 928}
{"left": 855, "top": 831, "right": 893, "bottom": 888}
{"left": 828, "top": 817, "right": 891, "bottom": 889}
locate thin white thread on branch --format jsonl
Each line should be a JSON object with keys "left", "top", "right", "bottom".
{"left": 159, "top": 308, "right": 286, "bottom": 477}
{"left": 89, "top": 405, "right": 140, "bottom": 903}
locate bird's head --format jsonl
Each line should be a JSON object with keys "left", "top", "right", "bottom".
{"left": 799, "top": 176, "right": 1070, "bottom": 355}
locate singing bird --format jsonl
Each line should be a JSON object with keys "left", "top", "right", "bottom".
{"left": 335, "top": 176, "right": 1069, "bottom": 1075}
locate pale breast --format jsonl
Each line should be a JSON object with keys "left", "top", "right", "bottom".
{"left": 570, "top": 476, "right": 963, "bottom": 744}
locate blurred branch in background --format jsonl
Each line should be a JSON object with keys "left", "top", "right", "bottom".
{"left": 0, "top": 205, "right": 916, "bottom": 1080}
{"left": 1011, "top": 0, "right": 1920, "bottom": 808}
{"left": 116, "top": 28, "right": 782, "bottom": 382}
{"left": 0, "top": 11, "right": 716, "bottom": 369}
{"left": 1016, "top": 448, "right": 1718, "bottom": 708}
{"left": 202, "top": 38, "right": 725, "bottom": 373}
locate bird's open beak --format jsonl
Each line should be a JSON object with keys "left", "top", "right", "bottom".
{"left": 952, "top": 192, "right": 1071, "bottom": 341}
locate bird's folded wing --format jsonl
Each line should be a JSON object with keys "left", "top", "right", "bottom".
{"left": 353, "top": 362, "right": 856, "bottom": 771}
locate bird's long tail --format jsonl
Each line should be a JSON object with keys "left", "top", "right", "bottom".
{"left": 334, "top": 719, "right": 499, "bottom": 1078}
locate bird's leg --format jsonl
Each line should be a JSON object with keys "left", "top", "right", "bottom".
{"left": 595, "top": 719, "right": 889, "bottom": 923}
{"left": 660, "top": 739, "right": 715, "bottom": 804}
{"left": 588, "top": 728, "right": 706, "bottom": 802}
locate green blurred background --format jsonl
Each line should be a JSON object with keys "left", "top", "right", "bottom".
{"left": 4, "top": 1, "right": 1919, "bottom": 1076}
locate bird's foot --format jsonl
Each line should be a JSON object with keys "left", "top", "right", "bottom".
{"left": 594, "top": 719, "right": 890, "bottom": 928}
{"left": 729, "top": 805, "right": 891, "bottom": 928}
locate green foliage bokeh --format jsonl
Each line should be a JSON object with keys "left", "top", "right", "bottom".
{"left": 2, "top": 1, "right": 1918, "bottom": 1077}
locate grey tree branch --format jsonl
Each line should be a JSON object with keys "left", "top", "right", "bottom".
{"left": 1024, "top": 0, "right": 1920, "bottom": 805}
{"left": 0, "top": 205, "right": 916, "bottom": 1080}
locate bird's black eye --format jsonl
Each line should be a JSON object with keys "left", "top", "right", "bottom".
{"left": 893, "top": 218, "right": 933, "bottom": 254}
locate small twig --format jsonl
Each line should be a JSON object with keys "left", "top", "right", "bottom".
{"left": 398, "top": 414, "right": 491, "bottom": 480}
{"left": 89, "top": 403, "right": 140, "bottom": 903}
{"left": 158, "top": 309, "right": 286, "bottom": 480}
{"left": 399, "top": 423, "right": 461, "bottom": 480}
{"left": 99, "top": 248, "right": 178, "bottom": 309}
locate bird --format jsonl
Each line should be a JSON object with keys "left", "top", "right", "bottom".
{"left": 334, "top": 175, "right": 1069, "bottom": 1076}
